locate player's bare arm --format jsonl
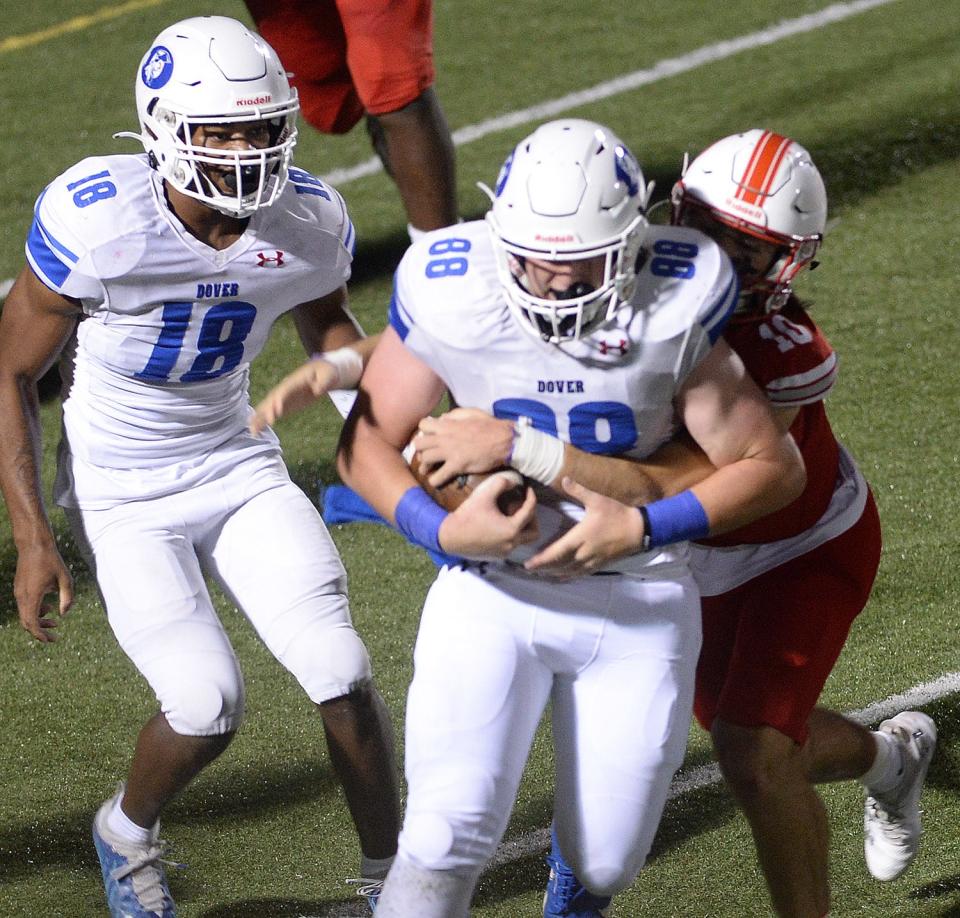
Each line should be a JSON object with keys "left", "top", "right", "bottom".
{"left": 525, "top": 342, "right": 804, "bottom": 577}
{"left": 677, "top": 338, "right": 805, "bottom": 533}
{"left": 291, "top": 284, "right": 364, "bottom": 354}
{"left": 337, "top": 327, "right": 538, "bottom": 559}
{"left": 0, "top": 267, "right": 80, "bottom": 641}
{"left": 416, "top": 406, "right": 715, "bottom": 504}
{"left": 249, "top": 286, "right": 381, "bottom": 433}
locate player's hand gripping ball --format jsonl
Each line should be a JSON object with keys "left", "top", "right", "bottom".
{"left": 409, "top": 451, "right": 528, "bottom": 515}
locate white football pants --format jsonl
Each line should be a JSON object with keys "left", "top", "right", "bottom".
{"left": 379, "top": 562, "right": 700, "bottom": 914}
{"left": 65, "top": 452, "right": 372, "bottom": 735}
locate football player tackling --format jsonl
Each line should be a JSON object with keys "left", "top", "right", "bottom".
{"left": 673, "top": 131, "right": 936, "bottom": 918}
{"left": 259, "top": 118, "right": 805, "bottom": 915}
{"left": 0, "top": 17, "right": 399, "bottom": 917}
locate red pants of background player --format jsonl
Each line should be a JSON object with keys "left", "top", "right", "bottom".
{"left": 694, "top": 490, "right": 882, "bottom": 745}
{"left": 245, "top": 0, "right": 435, "bottom": 134}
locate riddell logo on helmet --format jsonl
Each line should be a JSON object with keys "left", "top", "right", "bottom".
{"left": 534, "top": 233, "right": 576, "bottom": 243}
{"left": 236, "top": 94, "right": 272, "bottom": 107}
{"left": 725, "top": 196, "right": 765, "bottom": 220}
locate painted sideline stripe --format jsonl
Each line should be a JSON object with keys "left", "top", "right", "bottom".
{"left": 321, "top": 0, "right": 900, "bottom": 188}
{"left": 309, "top": 673, "right": 960, "bottom": 916}
{"left": 0, "top": 0, "right": 170, "bottom": 54}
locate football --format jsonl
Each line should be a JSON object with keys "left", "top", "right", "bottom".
{"left": 409, "top": 452, "right": 528, "bottom": 515}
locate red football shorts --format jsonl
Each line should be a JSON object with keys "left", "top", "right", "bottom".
{"left": 245, "top": 0, "right": 436, "bottom": 133}
{"left": 693, "top": 489, "right": 882, "bottom": 745}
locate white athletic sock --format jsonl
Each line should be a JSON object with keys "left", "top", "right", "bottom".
{"left": 107, "top": 794, "right": 156, "bottom": 846}
{"left": 859, "top": 729, "right": 904, "bottom": 794}
{"left": 360, "top": 853, "right": 394, "bottom": 880}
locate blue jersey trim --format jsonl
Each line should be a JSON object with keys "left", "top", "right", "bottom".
{"left": 344, "top": 217, "right": 356, "bottom": 256}
{"left": 700, "top": 272, "right": 740, "bottom": 344}
{"left": 388, "top": 288, "right": 413, "bottom": 341}
{"left": 27, "top": 218, "right": 72, "bottom": 287}
{"left": 33, "top": 190, "right": 79, "bottom": 264}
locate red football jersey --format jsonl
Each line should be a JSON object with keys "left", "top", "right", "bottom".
{"left": 704, "top": 299, "right": 840, "bottom": 545}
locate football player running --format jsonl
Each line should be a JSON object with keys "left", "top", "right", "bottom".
{"left": 424, "top": 130, "right": 937, "bottom": 918}
{"left": 305, "top": 118, "right": 803, "bottom": 915}
{"left": 0, "top": 17, "right": 399, "bottom": 917}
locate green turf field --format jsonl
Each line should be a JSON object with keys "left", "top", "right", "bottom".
{"left": 1, "top": 1, "right": 959, "bottom": 915}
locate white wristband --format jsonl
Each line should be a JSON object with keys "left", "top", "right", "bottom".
{"left": 313, "top": 346, "right": 364, "bottom": 390}
{"left": 508, "top": 418, "right": 565, "bottom": 485}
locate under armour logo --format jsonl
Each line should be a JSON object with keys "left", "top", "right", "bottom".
{"left": 256, "top": 250, "right": 285, "bottom": 267}
{"left": 598, "top": 337, "right": 629, "bottom": 356}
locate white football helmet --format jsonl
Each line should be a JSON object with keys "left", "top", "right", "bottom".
{"left": 483, "top": 119, "right": 651, "bottom": 342}
{"left": 672, "top": 129, "right": 826, "bottom": 311}
{"left": 124, "top": 16, "right": 299, "bottom": 217}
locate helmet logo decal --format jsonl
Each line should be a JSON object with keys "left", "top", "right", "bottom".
{"left": 142, "top": 46, "right": 174, "bottom": 89}
{"left": 736, "top": 131, "right": 791, "bottom": 205}
{"left": 494, "top": 151, "right": 514, "bottom": 197}
{"left": 614, "top": 145, "right": 640, "bottom": 197}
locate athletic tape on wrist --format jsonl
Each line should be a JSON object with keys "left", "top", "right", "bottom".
{"left": 394, "top": 486, "right": 448, "bottom": 554}
{"left": 507, "top": 418, "right": 565, "bottom": 485}
{"left": 640, "top": 490, "right": 710, "bottom": 549}
{"left": 311, "top": 346, "right": 364, "bottom": 390}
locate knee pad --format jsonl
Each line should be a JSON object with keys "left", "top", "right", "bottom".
{"left": 575, "top": 859, "right": 642, "bottom": 899}
{"left": 121, "top": 616, "right": 245, "bottom": 737}
{"left": 400, "top": 764, "right": 502, "bottom": 871}
{"left": 160, "top": 656, "right": 244, "bottom": 736}
{"left": 280, "top": 621, "right": 372, "bottom": 704}
{"left": 160, "top": 655, "right": 245, "bottom": 736}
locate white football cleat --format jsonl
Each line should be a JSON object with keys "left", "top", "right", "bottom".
{"left": 864, "top": 711, "right": 937, "bottom": 881}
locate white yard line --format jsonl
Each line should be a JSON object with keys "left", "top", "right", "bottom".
{"left": 314, "top": 672, "right": 959, "bottom": 915}
{"left": 485, "top": 670, "right": 960, "bottom": 870}
{"left": 320, "top": 0, "right": 901, "bottom": 188}
{"left": 0, "top": 0, "right": 901, "bottom": 299}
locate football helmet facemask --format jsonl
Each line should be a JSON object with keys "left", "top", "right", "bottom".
{"left": 122, "top": 16, "right": 299, "bottom": 218}
{"left": 482, "top": 119, "right": 651, "bottom": 343}
{"left": 671, "top": 129, "right": 826, "bottom": 312}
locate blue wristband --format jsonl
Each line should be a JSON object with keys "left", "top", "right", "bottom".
{"left": 394, "top": 486, "right": 449, "bottom": 554}
{"left": 640, "top": 490, "right": 710, "bottom": 549}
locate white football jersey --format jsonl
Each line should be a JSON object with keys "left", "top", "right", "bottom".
{"left": 25, "top": 154, "right": 354, "bottom": 506}
{"left": 390, "top": 220, "right": 739, "bottom": 575}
